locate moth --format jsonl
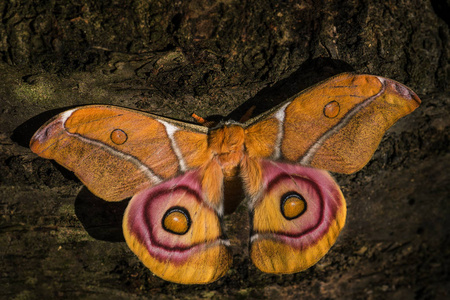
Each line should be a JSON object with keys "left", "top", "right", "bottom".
{"left": 30, "top": 73, "right": 420, "bottom": 284}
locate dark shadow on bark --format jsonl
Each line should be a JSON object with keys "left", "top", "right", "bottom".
{"left": 226, "top": 58, "right": 354, "bottom": 121}
{"left": 431, "top": 0, "right": 450, "bottom": 26}
{"left": 74, "top": 186, "right": 129, "bottom": 242}
{"left": 11, "top": 105, "right": 85, "bottom": 183}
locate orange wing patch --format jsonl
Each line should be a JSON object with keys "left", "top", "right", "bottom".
{"left": 251, "top": 74, "right": 422, "bottom": 174}
{"left": 65, "top": 106, "right": 180, "bottom": 179}
{"left": 307, "top": 77, "right": 421, "bottom": 173}
{"left": 281, "top": 74, "right": 383, "bottom": 162}
{"left": 245, "top": 118, "right": 279, "bottom": 158}
{"left": 30, "top": 105, "right": 210, "bottom": 201}
{"left": 174, "top": 130, "right": 210, "bottom": 169}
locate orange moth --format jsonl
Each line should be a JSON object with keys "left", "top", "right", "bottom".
{"left": 30, "top": 73, "right": 420, "bottom": 284}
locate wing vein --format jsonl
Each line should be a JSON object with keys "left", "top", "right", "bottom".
{"left": 67, "top": 131, "right": 163, "bottom": 184}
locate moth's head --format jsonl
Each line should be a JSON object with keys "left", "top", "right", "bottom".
{"left": 208, "top": 124, "right": 245, "bottom": 170}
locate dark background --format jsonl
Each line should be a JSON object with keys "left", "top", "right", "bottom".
{"left": 1, "top": 0, "right": 449, "bottom": 299}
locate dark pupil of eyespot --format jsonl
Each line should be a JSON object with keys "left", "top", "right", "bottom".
{"left": 162, "top": 207, "right": 191, "bottom": 235}
{"left": 281, "top": 192, "right": 307, "bottom": 220}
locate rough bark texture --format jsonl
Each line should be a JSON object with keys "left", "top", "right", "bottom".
{"left": 1, "top": 0, "right": 449, "bottom": 299}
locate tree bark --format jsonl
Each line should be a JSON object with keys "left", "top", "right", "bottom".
{"left": 1, "top": 0, "right": 449, "bottom": 298}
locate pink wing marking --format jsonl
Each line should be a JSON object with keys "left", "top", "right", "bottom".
{"left": 251, "top": 160, "right": 345, "bottom": 249}
{"left": 124, "top": 170, "right": 228, "bottom": 265}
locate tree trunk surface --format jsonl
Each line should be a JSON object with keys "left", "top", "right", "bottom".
{"left": 1, "top": 1, "right": 449, "bottom": 299}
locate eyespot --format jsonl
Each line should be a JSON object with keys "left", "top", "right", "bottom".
{"left": 280, "top": 192, "right": 307, "bottom": 220}
{"left": 110, "top": 129, "right": 128, "bottom": 145}
{"left": 323, "top": 101, "right": 340, "bottom": 118}
{"left": 162, "top": 207, "right": 191, "bottom": 235}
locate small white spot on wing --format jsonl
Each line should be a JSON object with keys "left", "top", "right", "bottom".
{"left": 376, "top": 76, "right": 386, "bottom": 85}
{"left": 221, "top": 239, "right": 231, "bottom": 247}
{"left": 272, "top": 102, "right": 290, "bottom": 159}
{"left": 273, "top": 102, "right": 289, "bottom": 122}
{"left": 158, "top": 120, "right": 188, "bottom": 172}
{"left": 250, "top": 233, "right": 259, "bottom": 243}
{"left": 60, "top": 108, "right": 77, "bottom": 125}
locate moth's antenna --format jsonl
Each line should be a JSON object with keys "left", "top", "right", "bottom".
{"left": 191, "top": 113, "right": 217, "bottom": 128}
{"left": 191, "top": 113, "right": 206, "bottom": 124}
